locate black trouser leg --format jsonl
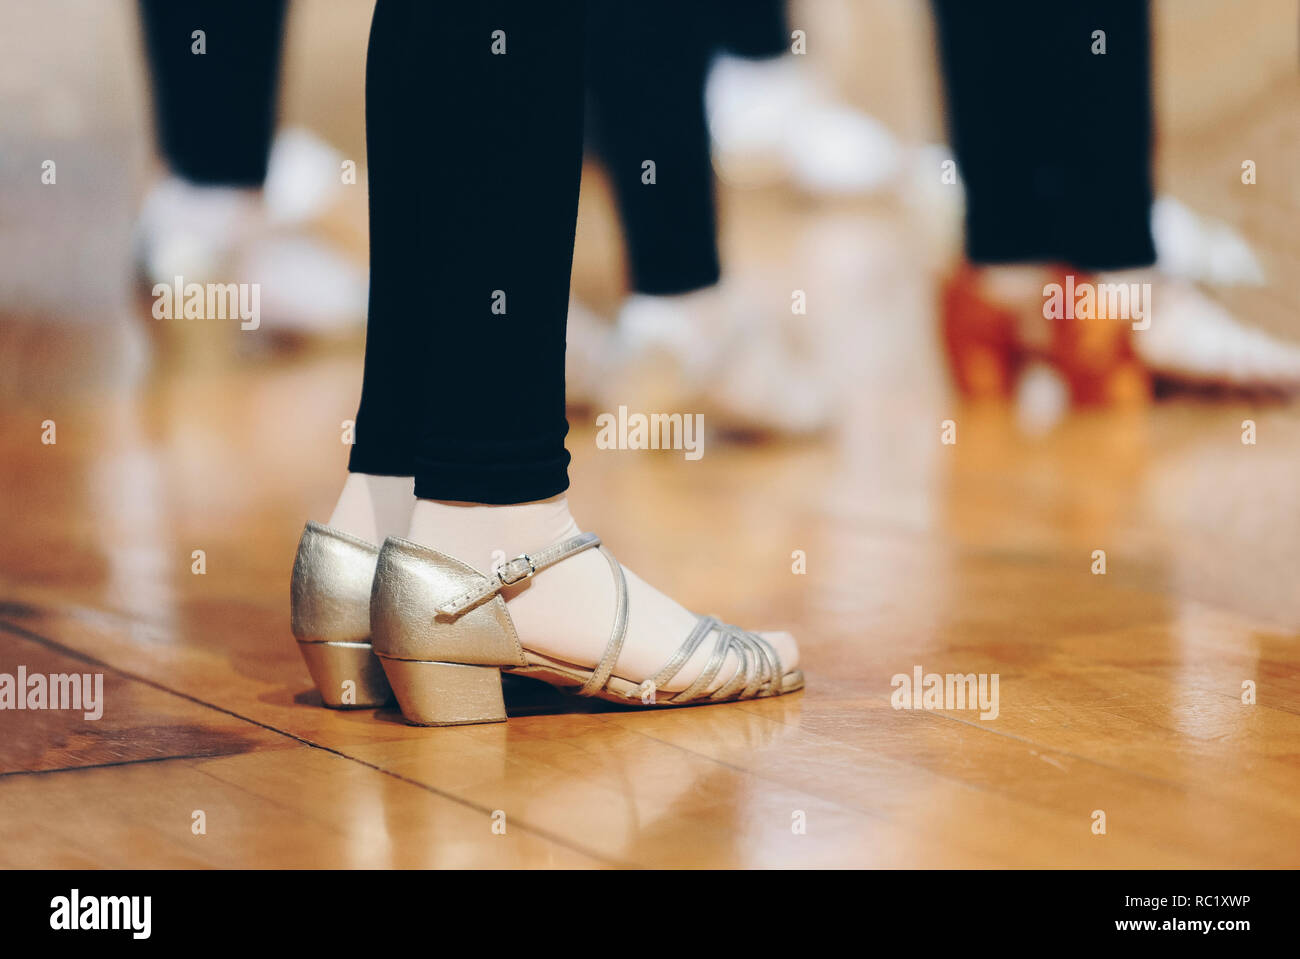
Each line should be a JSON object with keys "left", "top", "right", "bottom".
{"left": 350, "top": 0, "right": 586, "bottom": 504}
{"left": 711, "top": 0, "right": 789, "bottom": 59}
{"left": 932, "top": 0, "right": 1156, "bottom": 271}
{"left": 138, "top": 0, "right": 287, "bottom": 187}
{"left": 586, "top": 2, "right": 720, "bottom": 296}
{"left": 346, "top": 0, "right": 424, "bottom": 480}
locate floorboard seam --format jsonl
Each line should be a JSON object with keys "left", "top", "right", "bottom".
{"left": 0, "top": 616, "right": 625, "bottom": 867}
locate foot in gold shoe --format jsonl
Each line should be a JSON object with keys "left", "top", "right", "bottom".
{"left": 369, "top": 532, "right": 802, "bottom": 726}
{"left": 289, "top": 522, "right": 392, "bottom": 708}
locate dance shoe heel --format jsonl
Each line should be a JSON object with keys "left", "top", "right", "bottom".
{"left": 290, "top": 521, "right": 392, "bottom": 708}
{"left": 376, "top": 659, "right": 507, "bottom": 726}
{"left": 941, "top": 262, "right": 1152, "bottom": 407}
{"left": 370, "top": 533, "right": 803, "bottom": 727}
{"left": 1047, "top": 296, "right": 1151, "bottom": 406}
{"left": 940, "top": 263, "right": 1022, "bottom": 400}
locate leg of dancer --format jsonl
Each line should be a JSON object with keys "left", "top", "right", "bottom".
{"left": 294, "top": 0, "right": 801, "bottom": 717}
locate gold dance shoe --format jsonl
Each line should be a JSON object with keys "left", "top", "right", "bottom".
{"left": 290, "top": 522, "right": 392, "bottom": 708}
{"left": 370, "top": 532, "right": 804, "bottom": 726}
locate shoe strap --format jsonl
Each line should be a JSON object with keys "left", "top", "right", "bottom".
{"left": 669, "top": 622, "right": 783, "bottom": 703}
{"left": 436, "top": 531, "right": 783, "bottom": 703}
{"left": 648, "top": 616, "right": 784, "bottom": 704}
{"left": 575, "top": 556, "right": 784, "bottom": 703}
{"left": 435, "top": 531, "right": 601, "bottom": 616}
{"left": 575, "top": 547, "right": 629, "bottom": 698}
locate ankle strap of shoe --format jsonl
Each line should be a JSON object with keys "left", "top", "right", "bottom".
{"left": 435, "top": 532, "right": 602, "bottom": 616}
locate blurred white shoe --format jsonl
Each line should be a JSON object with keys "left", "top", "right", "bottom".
{"left": 135, "top": 177, "right": 262, "bottom": 283}
{"left": 232, "top": 235, "right": 367, "bottom": 340}
{"left": 705, "top": 54, "right": 901, "bottom": 196}
{"left": 1114, "top": 273, "right": 1300, "bottom": 391}
{"left": 1151, "top": 197, "right": 1266, "bottom": 288}
{"left": 599, "top": 284, "right": 834, "bottom": 437}
{"left": 565, "top": 298, "right": 614, "bottom": 409}
{"left": 262, "top": 127, "right": 347, "bottom": 227}
{"left": 136, "top": 128, "right": 367, "bottom": 340}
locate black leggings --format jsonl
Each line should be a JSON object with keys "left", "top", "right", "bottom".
{"left": 932, "top": 0, "right": 1156, "bottom": 270}
{"left": 582, "top": 0, "right": 790, "bottom": 295}
{"left": 591, "top": 0, "right": 791, "bottom": 293}
{"left": 350, "top": 0, "right": 585, "bottom": 503}
{"left": 711, "top": 0, "right": 788, "bottom": 59}
{"left": 138, "top": 0, "right": 287, "bottom": 187}
{"left": 586, "top": 2, "right": 718, "bottom": 296}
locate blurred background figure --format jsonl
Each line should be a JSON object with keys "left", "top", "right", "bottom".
{"left": 931, "top": 0, "right": 1300, "bottom": 412}
{"left": 570, "top": 0, "right": 877, "bottom": 437}
{"left": 125, "top": 0, "right": 1300, "bottom": 427}
{"left": 136, "top": 0, "right": 368, "bottom": 343}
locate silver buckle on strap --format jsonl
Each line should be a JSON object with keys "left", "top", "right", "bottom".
{"left": 496, "top": 553, "right": 536, "bottom": 586}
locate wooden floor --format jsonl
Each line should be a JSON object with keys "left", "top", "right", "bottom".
{"left": 2, "top": 0, "right": 1299, "bottom": 869}
{"left": 4, "top": 252, "right": 1300, "bottom": 867}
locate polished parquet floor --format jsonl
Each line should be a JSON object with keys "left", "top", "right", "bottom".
{"left": 4, "top": 252, "right": 1299, "bottom": 866}
{"left": 1, "top": 0, "right": 1298, "bottom": 868}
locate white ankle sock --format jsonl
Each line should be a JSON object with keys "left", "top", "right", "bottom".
{"left": 405, "top": 496, "right": 797, "bottom": 693}
{"left": 328, "top": 473, "right": 415, "bottom": 544}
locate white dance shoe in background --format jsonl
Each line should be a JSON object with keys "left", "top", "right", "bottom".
{"left": 706, "top": 54, "right": 903, "bottom": 196}
{"left": 136, "top": 127, "right": 368, "bottom": 341}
